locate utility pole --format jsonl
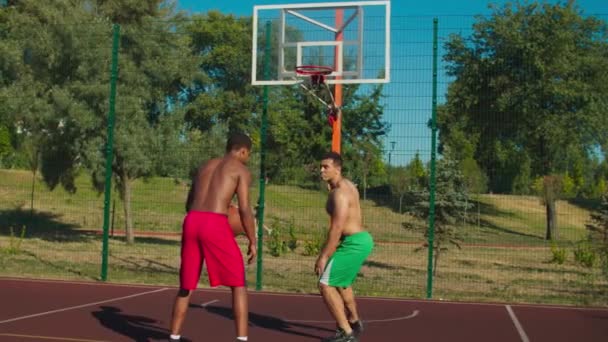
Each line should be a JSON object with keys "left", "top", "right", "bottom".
{"left": 388, "top": 141, "right": 396, "bottom": 181}
{"left": 389, "top": 141, "right": 396, "bottom": 164}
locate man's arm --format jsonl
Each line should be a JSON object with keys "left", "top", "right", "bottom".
{"left": 236, "top": 168, "right": 257, "bottom": 263}
{"left": 315, "top": 190, "right": 348, "bottom": 275}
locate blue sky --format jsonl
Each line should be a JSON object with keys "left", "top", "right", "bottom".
{"left": 178, "top": 0, "right": 606, "bottom": 17}
{"left": 176, "top": 0, "right": 607, "bottom": 166}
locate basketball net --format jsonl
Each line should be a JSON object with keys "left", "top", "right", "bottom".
{"left": 295, "top": 65, "right": 340, "bottom": 128}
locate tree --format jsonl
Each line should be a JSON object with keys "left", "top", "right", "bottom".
{"left": 585, "top": 192, "right": 608, "bottom": 278}
{"left": 183, "top": 11, "right": 257, "bottom": 134}
{"left": 84, "top": 1, "right": 202, "bottom": 243}
{"left": 389, "top": 166, "right": 410, "bottom": 213}
{"left": 440, "top": 1, "right": 608, "bottom": 240}
{"left": 0, "top": 0, "right": 107, "bottom": 192}
{"left": 341, "top": 84, "right": 389, "bottom": 187}
{"left": 404, "top": 152, "right": 472, "bottom": 275}
{"left": 1, "top": 1, "right": 202, "bottom": 243}
{"left": 537, "top": 175, "right": 563, "bottom": 240}
{"left": 587, "top": 193, "right": 608, "bottom": 244}
{"left": 389, "top": 152, "right": 426, "bottom": 213}
{"left": 0, "top": 126, "right": 11, "bottom": 166}
{"left": 512, "top": 152, "right": 533, "bottom": 195}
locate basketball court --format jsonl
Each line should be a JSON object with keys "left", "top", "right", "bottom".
{"left": 1, "top": 278, "right": 607, "bottom": 341}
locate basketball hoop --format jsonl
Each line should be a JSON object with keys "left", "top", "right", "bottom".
{"left": 295, "top": 65, "right": 333, "bottom": 86}
{"left": 295, "top": 65, "right": 338, "bottom": 127}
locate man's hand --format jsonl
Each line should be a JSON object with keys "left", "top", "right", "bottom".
{"left": 315, "top": 255, "right": 328, "bottom": 276}
{"left": 247, "top": 241, "right": 257, "bottom": 264}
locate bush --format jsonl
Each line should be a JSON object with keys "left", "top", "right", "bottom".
{"left": 549, "top": 242, "right": 567, "bottom": 264}
{"left": 573, "top": 241, "right": 597, "bottom": 268}
{"left": 265, "top": 216, "right": 299, "bottom": 257}
{"left": 287, "top": 220, "right": 298, "bottom": 252}
{"left": 1, "top": 226, "right": 26, "bottom": 255}
{"left": 303, "top": 228, "right": 326, "bottom": 256}
{"left": 266, "top": 228, "right": 288, "bottom": 257}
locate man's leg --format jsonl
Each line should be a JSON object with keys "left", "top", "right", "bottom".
{"left": 319, "top": 283, "right": 353, "bottom": 335}
{"left": 338, "top": 287, "right": 364, "bottom": 336}
{"left": 170, "top": 288, "right": 193, "bottom": 338}
{"left": 231, "top": 286, "right": 248, "bottom": 339}
{"left": 337, "top": 287, "right": 359, "bottom": 323}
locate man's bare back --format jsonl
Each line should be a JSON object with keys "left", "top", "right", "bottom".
{"left": 326, "top": 179, "right": 364, "bottom": 236}
{"left": 188, "top": 156, "right": 251, "bottom": 214}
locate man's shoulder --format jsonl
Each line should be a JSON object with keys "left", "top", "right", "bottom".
{"left": 198, "top": 158, "right": 221, "bottom": 172}
{"left": 202, "top": 157, "right": 222, "bottom": 166}
{"left": 220, "top": 156, "right": 250, "bottom": 176}
{"left": 339, "top": 180, "right": 359, "bottom": 200}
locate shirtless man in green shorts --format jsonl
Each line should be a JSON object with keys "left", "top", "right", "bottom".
{"left": 315, "top": 152, "right": 374, "bottom": 342}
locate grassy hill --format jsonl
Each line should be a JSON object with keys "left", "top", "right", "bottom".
{"left": 0, "top": 169, "right": 592, "bottom": 245}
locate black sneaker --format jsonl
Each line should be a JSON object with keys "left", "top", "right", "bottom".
{"left": 321, "top": 328, "right": 358, "bottom": 342}
{"left": 350, "top": 320, "right": 364, "bottom": 337}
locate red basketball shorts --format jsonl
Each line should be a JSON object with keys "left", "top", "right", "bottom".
{"left": 179, "top": 211, "right": 245, "bottom": 289}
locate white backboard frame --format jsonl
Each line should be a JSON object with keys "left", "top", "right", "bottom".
{"left": 251, "top": 1, "right": 391, "bottom": 86}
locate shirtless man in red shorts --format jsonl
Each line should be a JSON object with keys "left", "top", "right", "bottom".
{"left": 169, "top": 132, "right": 257, "bottom": 342}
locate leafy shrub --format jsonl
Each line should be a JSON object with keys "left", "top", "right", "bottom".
{"left": 1, "top": 226, "right": 26, "bottom": 255}
{"left": 303, "top": 228, "right": 326, "bottom": 256}
{"left": 573, "top": 241, "right": 596, "bottom": 268}
{"left": 549, "top": 242, "right": 566, "bottom": 264}
{"left": 287, "top": 219, "right": 298, "bottom": 252}
{"left": 265, "top": 216, "right": 299, "bottom": 257}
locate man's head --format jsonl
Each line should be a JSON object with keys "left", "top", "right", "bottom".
{"left": 320, "top": 151, "right": 342, "bottom": 182}
{"left": 226, "top": 132, "right": 252, "bottom": 163}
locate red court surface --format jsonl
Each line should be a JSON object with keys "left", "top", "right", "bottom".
{"left": 0, "top": 277, "right": 606, "bottom": 341}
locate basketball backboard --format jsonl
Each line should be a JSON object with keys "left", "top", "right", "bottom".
{"left": 251, "top": 1, "right": 390, "bottom": 86}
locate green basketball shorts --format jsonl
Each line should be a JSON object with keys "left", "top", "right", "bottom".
{"left": 319, "top": 231, "right": 374, "bottom": 287}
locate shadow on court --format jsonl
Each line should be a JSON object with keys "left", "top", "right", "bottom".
{"left": 92, "top": 306, "right": 189, "bottom": 342}
{"left": 194, "top": 304, "right": 333, "bottom": 340}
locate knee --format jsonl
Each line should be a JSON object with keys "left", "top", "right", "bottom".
{"left": 177, "top": 288, "right": 191, "bottom": 298}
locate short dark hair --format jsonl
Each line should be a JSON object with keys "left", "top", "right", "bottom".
{"left": 226, "top": 132, "right": 252, "bottom": 152}
{"left": 321, "top": 151, "right": 342, "bottom": 168}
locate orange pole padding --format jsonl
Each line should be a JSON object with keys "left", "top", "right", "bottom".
{"left": 331, "top": 97, "right": 342, "bottom": 153}
{"left": 332, "top": 9, "right": 344, "bottom": 154}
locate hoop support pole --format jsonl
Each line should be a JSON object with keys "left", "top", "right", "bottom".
{"left": 332, "top": 9, "right": 344, "bottom": 153}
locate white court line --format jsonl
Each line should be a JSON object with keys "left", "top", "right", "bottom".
{"left": 285, "top": 310, "right": 419, "bottom": 324}
{"left": 0, "top": 277, "right": 161, "bottom": 289}
{"left": 200, "top": 299, "right": 219, "bottom": 308}
{"left": 0, "top": 288, "right": 168, "bottom": 325}
{"left": 506, "top": 305, "right": 530, "bottom": 342}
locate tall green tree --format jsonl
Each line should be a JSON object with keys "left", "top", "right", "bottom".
{"left": 184, "top": 11, "right": 257, "bottom": 134}
{"left": 0, "top": 0, "right": 108, "bottom": 191}
{"left": 2, "top": 1, "right": 202, "bottom": 243}
{"left": 404, "top": 152, "right": 471, "bottom": 275}
{"left": 440, "top": 1, "right": 608, "bottom": 240}
{"left": 85, "top": 0, "right": 201, "bottom": 243}
{"left": 389, "top": 152, "right": 427, "bottom": 213}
